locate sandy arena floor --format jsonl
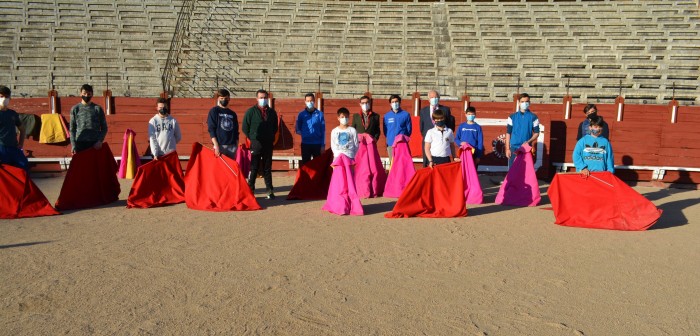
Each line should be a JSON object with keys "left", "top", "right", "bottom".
{"left": 1, "top": 174, "right": 699, "bottom": 335}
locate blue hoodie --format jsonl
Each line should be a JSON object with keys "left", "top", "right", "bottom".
{"left": 573, "top": 134, "right": 614, "bottom": 173}
{"left": 295, "top": 108, "right": 325, "bottom": 146}
{"left": 382, "top": 109, "right": 412, "bottom": 146}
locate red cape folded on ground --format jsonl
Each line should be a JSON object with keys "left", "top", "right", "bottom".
{"left": 495, "top": 143, "right": 541, "bottom": 207}
{"left": 235, "top": 144, "right": 251, "bottom": 179}
{"left": 385, "top": 162, "right": 467, "bottom": 218}
{"left": 286, "top": 148, "right": 334, "bottom": 200}
{"left": 322, "top": 154, "right": 364, "bottom": 216}
{"left": 0, "top": 164, "right": 59, "bottom": 219}
{"left": 548, "top": 172, "right": 662, "bottom": 230}
{"left": 127, "top": 151, "right": 185, "bottom": 208}
{"left": 55, "top": 143, "right": 121, "bottom": 211}
{"left": 354, "top": 133, "right": 387, "bottom": 198}
{"left": 184, "top": 142, "right": 261, "bottom": 211}
{"left": 383, "top": 134, "right": 416, "bottom": 198}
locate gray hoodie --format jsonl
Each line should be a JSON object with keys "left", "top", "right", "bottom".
{"left": 148, "top": 114, "right": 182, "bottom": 157}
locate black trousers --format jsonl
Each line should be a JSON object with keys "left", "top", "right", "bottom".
{"left": 300, "top": 143, "right": 322, "bottom": 166}
{"left": 248, "top": 140, "right": 273, "bottom": 193}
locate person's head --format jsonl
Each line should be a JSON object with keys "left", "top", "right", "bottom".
{"left": 465, "top": 106, "right": 476, "bottom": 122}
{"left": 156, "top": 97, "right": 169, "bottom": 116}
{"left": 389, "top": 94, "right": 401, "bottom": 111}
{"left": 518, "top": 93, "right": 530, "bottom": 112}
{"left": 337, "top": 107, "right": 350, "bottom": 126}
{"left": 359, "top": 95, "right": 371, "bottom": 113}
{"left": 80, "top": 84, "right": 93, "bottom": 103}
{"left": 432, "top": 109, "right": 446, "bottom": 128}
{"left": 0, "top": 85, "right": 11, "bottom": 110}
{"left": 256, "top": 89, "right": 269, "bottom": 107}
{"left": 217, "top": 88, "right": 230, "bottom": 107}
{"left": 583, "top": 104, "right": 598, "bottom": 118}
{"left": 304, "top": 92, "right": 315, "bottom": 110}
{"left": 428, "top": 90, "right": 440, "bottom": 106}
{"left": 588, "top": 115, "right": 603, "bottom": 136}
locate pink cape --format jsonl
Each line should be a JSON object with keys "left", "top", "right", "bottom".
{"left": 459, "top": 143, "right": 483, "bottom": 205}
{"left": 117, "top": 128, "right": 141, "bottom": 179}
{"left": 235, "top": 143, "right": 251, "bottom": 178}
{"left": 495, "top": 143, "right": 541, "bottom": 207}
{"left": 322, "top": 154, "right": 364, "bottom": 216}
{"left": 383, "top": 134, "right": 415, "bottom": 198}
{"left": 354, "top": 133, "right": 387, "bottom": 198}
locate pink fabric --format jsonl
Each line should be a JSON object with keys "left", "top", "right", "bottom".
{"left": 354, "top": 133, "right": 387, "bottom": 198}
{"left": 383, "top": 134, "right": 415, "bottom": 198}
{"left": 495, "top": 143, "right": 541, "bottom": 207}
{"left": 459, "top": 144, "right": 483, "bottom": 205}
{"left": 235, "top": 143, "right": 251, "bottom": 178}
{"left": 117, "top": 128, "right": 141, "bottom": 178}
{"left": 322, "top": 154, "right": 364, "bottom": 216}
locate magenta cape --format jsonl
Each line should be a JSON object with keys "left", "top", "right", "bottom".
{"left": 495, "top": 143, "right": 541, "bottom": 207}
{"left": 322, "top": 154, "right": 364, "bottom": 216}
{"left": 385, "top": 162, "right": 467, "bottom": 218}
{"left": 235, "top": 143, "right": 252, "bottom": 179}
{"left": 548, "top": 172, "right": 662, "bottom": 230}
{"left": 459, "top": 143, "right": 483, "bottom": 205}
{"left": 184, "top": 143, "right": 262, "bottom": 211}
{"left": 383, "top": 134, "right": 415, "bottom": 198}
{"left": 0, "top": 164, "right": 59, "bottom": 218}
{"left": 55, "top": 143, "right": 121, "bottom": 211}
{"left": 117, "top": 128, "right": 141, "bottom": 179}
{"left": 354, "top": 133, "right": 387, "bottom": 198}
{"left": 126, "top": 151, "right": 185, "bottom": 208}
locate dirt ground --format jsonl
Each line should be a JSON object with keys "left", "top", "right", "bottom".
{"left": 1, "top": 174, "right": 699, "bottom": 335}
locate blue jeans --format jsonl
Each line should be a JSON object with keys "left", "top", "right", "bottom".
{"left": 0, "top": 145, "right": 29, "bottom": 171}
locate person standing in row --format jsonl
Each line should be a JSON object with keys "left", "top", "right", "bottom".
{"left": 207, "top": 89, "right": 239, "bottom": 160}
{"left": 0, "top": 85, "right": 27, "bottom": 170}
{"left": 149, "top": 98, "right": 182, "bottom": 159}
{"left": 382, "top": 94, "right": 412, "bottom": 164}
{"left": 70, "top": 84, "right": 108, "bottom": 154}
{"left": 505, "top": 93, "right": 540, "bottom": 168}
{"left": 295, "top": 92, "right": 325, "bottom": 166}
{"left": 243, "top": 89, "right": 278, "bottom": 199}
{"left": 351, "top": 95, "right": 380, "bottom": 142}
{"left": 419, "top": 90, "right": 453, "bottom": 167}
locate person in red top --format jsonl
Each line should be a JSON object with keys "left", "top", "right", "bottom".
{"left": 350, "top": 95, "right": 380, "bottom": 142}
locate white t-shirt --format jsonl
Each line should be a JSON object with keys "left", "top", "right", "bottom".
{"left": 424, "top": 127, "right": 454, "bottom": 157}
{"left": 330, "top": 126, "right": 359, "bottom": 159}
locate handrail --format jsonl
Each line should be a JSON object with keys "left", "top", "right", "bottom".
{"left": 161, "top": 0, "right": 197, "bottom": 95}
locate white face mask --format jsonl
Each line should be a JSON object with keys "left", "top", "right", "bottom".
{"left": 339, "top": 117, "right": 348, "bottom": 125}
{"left": 391, "top": 102, "right": 400, "bottom": 111}
{"left": 0, "top": 97, "right": 9, "bottom": 109}
{"left": 429, "top": 97, "right": 439, "bottom": 106}
{"left": 305, "top": 101, "right": 314, "bottom": 110}
{"left": 361, "top": 103, "right": 370, "bottom": 112}
{"left": 520, "top": 102, "right": 530, "bottom": 111}
{"left": 258, "top": 98, "right": 268, "bottom": 107}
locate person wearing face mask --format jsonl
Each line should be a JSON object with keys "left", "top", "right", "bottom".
{"left": 455, "top": 106, "right": 484, "bottom": 167}
{"left": 351, "top": 95, "right": 380, "bottom": 142}
{"left": 0, "top": 85, "right": 28, "bottom": 170}
{"left": 148, "top": 98, "right": 182, "bottom": 160}
{"left": 69, "top": 84, "right": 108, "bottom": 154}
{"left": 424, "top": 109, "right": 456, "bottom": 168}
{"left": 505, "top": 93, "right": 540, "bottom": 168}
{"left": 330, "top": 107, "right": 358, "bottom": 159}
{"left": 576, "top": 104, "right": 609, "bottom": 141}
{"left": 207, "top": 88, "right": 239, "bottom": 160}
{"left": 294, "top": 92, "right": 325, "bottom": 166}
{"left": 242, "top": 89, "right": 279, "bottom": 199}
{"left": 382, "top": 94, "right": 412, "bottom": 163}
{"left": 573, "top": 115, "right": 614, "bottom": 177}
{"left": 419, "top": 90, "right": 453, "bottom": 167}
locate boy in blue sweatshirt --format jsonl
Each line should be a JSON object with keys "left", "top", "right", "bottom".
{"left": 455, "top": 106, "right": 484, "bottom": 167}
{"left": 295, "top": 92, "right": 325, "bottom": 166}
{"left": 573, "top": 116, "right": 614, "bottom": 177}
{"left": 382, "top": 94, "right": 412, "bottom": 162}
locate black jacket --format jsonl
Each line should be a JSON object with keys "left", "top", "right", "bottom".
{"left": 351, "top": 111, "right": 381, "bottom": 141}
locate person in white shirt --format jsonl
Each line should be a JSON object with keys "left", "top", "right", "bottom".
{"left": 330, "top": 107, "right": 358, "bottom": 159}
{"left": 424, "top": 109, "right": 456, "bottom": 168}
{"left": 148, "top": 98, "right": 182, "bottom": 159}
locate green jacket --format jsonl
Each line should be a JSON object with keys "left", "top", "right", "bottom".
{"left": 242, "top": 105, "right": 278, "bottom": 143}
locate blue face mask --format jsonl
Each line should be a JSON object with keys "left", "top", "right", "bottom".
{"left": 520, "top": 102, "right": 530, "bottom": 111}
{"left": 467, "top": 115, "right": 476, "bottom": 121}
{"left": 305, "top": 101, "right": 314, "bottom": 110}
{"left": 258, "top": 98, "right": 268, "bottom": 107}
{"left": 391, "top": 102, "right": 400, "bottom": 111}
{"left": 429, "top": 97, "right": 439, "bottom": 106}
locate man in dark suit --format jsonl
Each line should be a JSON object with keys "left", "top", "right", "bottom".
{"left": 350, "top": 95, "right": 380, "bottom": 141}
{"left": 419, "top": 90, "right": 453, "bottom": 167}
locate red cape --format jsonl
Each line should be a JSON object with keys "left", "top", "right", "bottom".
{"left": 286, "top": 148, "right": 334, "bottom": 200}
{"left": 385, "top": 162, "right": 467, "bottom": 218}
{"left": 548, "top": 172, "right": 662, "bottom": 230}
{"left": 322, "top": 154, "right": 364, "bottom": 216}
{"left": 0, "top": 164, "right": 59, "bottom": 219}
{"left": 354, "top": 133, "right": 387, "bottom": 198}
{"left": 383, "top": 134, "right": 416, "bottom": 198}
{"left": 55, "top": 143, "right": 121, "bottom": 211}
{"left": 126, "top": 151, "right": 185, "bottom": 208}
{"left": 184, "top": 143, "right": 261, "bottom": 211}
{"left": 495, "top": 143, "right": 541, "bottom": 207}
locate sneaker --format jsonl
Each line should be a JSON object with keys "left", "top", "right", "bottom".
{"left": 266, "top": 193, "right": 276, "bottom": 200}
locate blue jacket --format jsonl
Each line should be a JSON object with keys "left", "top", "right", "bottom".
{"left": 295, "top": 108, "right": 325, "bottom": 146}
{"left": 383, "top": 109, "right": 412, "bottom": 146}
{"left": 506, "top": 109, "right": 540, "bottom": 148}
{"left": 455, "top": 122, "right": 484, "bottom": 158}
{"left": 573, "top": 135, "right": 614, "bottom": 173}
